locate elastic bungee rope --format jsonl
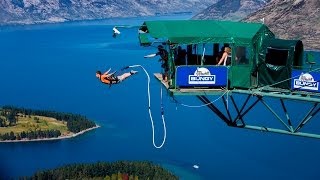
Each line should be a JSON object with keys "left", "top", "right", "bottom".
{"left": 123, "top": 65, "right": 167, "bottom": 149}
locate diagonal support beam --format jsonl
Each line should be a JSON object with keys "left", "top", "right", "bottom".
{"left": 193, "top": 92, "right": 320, "bottom": 139}
{"left": 233, "top": 95, "right": 261, "bottom": 123}
{"left": 260, "top": 99, "right": 292, "bottom": 132}
{"left": 230, "top": 95, "right": 245, "bottom": 126}
{"left": 280, "top": 99, "right": 294, "bottom": 132}
{"left": 294, "top": 103, "right": 320, "bottom": 133}
{"left": 197, "top": 95, "right": 232, "bottom": 125}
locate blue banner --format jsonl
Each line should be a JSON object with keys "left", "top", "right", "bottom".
{"left": 176, "top": 66, "right": 228, "bottom": 87}
{"left": 291, "top": 70, "right": 320, "bottom": 93}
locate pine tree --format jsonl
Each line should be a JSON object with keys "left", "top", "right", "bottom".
{"left": 9, "top": 131, "right": 16, "bottom": 140}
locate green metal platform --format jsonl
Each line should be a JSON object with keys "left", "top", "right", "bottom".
{"left": 154, "top": 73, "right": 320, "bottom": 139}
{"left": 154, "top": 73, "right": 320, "bottom": 103}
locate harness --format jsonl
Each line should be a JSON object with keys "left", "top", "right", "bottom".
{"left": 100, "top": 74, "right": 119, "bottom": 88}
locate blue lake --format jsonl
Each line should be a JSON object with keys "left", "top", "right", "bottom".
{"left": 0, "top": 15, "right": 320, "bottom": 180}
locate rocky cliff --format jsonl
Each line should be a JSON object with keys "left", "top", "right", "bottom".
{"left": 243, "top": 0, "right": 320, "bottom": 50}
{"left": 0, "top": 0, "right": 215, "bottom": 25}
{"left": 192, "top": 0, "right": 270, "bottom": 21}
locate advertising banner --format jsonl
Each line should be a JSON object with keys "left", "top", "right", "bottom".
{"left": 176, "top": 66, "right": 228, "bottom": 87}
{"left": 291, "top": 70, "right": 320, "bottom": 93}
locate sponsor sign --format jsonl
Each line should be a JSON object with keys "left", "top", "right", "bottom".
{"left": 291, "top": 70, "right": 320, "bottom": 92}
{"left": 176, "top": 66, "right": 228, "bottom": 87}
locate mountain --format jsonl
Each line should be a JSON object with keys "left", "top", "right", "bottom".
{"left": 192, "top": 0, "right": 270, "bottom": 21}
{"left": 0, "top": 0, "right": 214, "bottom": 25}
{"left": 243, "top": 0, "right": 320, "bottom": 50}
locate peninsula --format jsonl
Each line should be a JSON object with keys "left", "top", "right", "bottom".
{"left": 0, "top": 106, "right": 98, "bottom": 142}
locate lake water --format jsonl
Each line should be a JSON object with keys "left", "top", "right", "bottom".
{"left": 0, "top": 15, "right": 320, "bottom": 180}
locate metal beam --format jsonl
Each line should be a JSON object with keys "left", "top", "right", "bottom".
{"left": 280, "top": 99, "right": 293, "bottom": 132}
{"left": 197, "top": 95, "right": 231, "bottom": 125}
{"left": 244, "top": 125, "right": 320, "bottom": 139}
{"left": 233, "top": 95, "right": 261, "bottom": 123}
{"left": 260, "top": 99, "right": 292, "bottom": 132}
{"left": 294, "top": 104, "right": 320, "bottom": 132}
{"left": 232, "top": 89, "right": 320, "bottom": 103}
{"left": 152, "top": 74, "right": 320, "bottom": 139}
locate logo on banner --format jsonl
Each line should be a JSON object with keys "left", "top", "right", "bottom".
{"left": 188, "top": 67, "right": 215, "bottom": 84}
{"left": 294, "top": 73, "right": 319, "bottom": 91}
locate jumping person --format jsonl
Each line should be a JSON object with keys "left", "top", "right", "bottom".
{"left": 96, "top": 68, "right": 138, "bottom": 87}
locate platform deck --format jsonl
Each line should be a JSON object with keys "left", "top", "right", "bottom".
{"left": 154, "top": 73, "right": 228, "bottom": 96}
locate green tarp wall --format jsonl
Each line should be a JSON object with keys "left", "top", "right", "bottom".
{"left": 138, "top": 20, "right": 279, "bottom": 89}
{"left": 257, "top": 39, "right": 303, "bottom": 89}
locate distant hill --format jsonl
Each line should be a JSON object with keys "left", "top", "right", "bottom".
{"left": 243, "top": 0, "right": 320, "bottom": 50}
{"left": 192, "top": 0, "right": 270, "bottom": 21}
{"left": 0, "top": 0, "right": 215, "bottom": 25}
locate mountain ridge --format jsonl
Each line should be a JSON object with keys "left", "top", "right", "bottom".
{"left": 243, "top": 0, "right": 320, "bottom": 50}
{"left": 192, "top": 0, "right": 270, "bottom": 21}
{"left": 0, "top": 0, "right": 216, "bottom": 25}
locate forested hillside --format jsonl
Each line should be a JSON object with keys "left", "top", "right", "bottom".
{"left": 28, "top": 161, "right": 178, "bottom": 179}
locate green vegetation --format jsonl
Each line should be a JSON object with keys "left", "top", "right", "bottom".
{"left": 26, "top": 161, "right": 178, "bottom": 180}
{"left": 0, "top": 105, "right": 96, "bottom": 141}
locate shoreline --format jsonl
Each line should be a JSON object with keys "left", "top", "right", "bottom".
{"left": 0, "top": 124, "right": 100, "bottom": 143}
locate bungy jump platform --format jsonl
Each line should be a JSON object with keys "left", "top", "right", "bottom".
{"left": 154, "top": 72, "right": 320, "bottom": 139}
{"left": 115, "top": 19, "right": 320, "bottom": 140}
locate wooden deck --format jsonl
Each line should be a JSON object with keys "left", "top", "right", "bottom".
{"left": 154, "top": 73, "right": 228, "bottom": 96}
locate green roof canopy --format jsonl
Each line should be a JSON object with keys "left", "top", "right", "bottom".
{"left": 139, "top": 20, "right": 272, "bottom": 45}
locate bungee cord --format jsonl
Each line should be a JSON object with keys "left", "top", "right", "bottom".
{"left": 123, "top": 65, "right": 167, "bottom": 149}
